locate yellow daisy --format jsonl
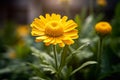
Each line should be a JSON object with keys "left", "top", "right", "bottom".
{"left": 95, "top": 22, "right": 112, "bottom": 36}
{"left": 30, "top": 13, "right": 78, "bottom": 47}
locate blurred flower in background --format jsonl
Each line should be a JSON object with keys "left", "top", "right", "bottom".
{"left": 16, "top": 25, "right": 29, "bottom": 37}
{"left": 7, "top": 49, "right": 16, "bottom": 59}
{"left": 96, "top": 0, "right": 107, "bottom": 6}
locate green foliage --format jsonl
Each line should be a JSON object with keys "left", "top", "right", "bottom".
{"left": 70, "top": 61, "right": 97, "bottom": 76}
{"left": 30, "top": 42, "right": 97, "bottom": 80}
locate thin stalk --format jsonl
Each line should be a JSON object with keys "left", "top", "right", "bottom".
{"left": 53, "top": 45, "right": 58, "bottom": 70}
{"left": 97, "top": 37, "right": 103, "bottom": 65}
{"left": 53, "top": 45, "right": 59, "bottom": 80}
{"left": 96, "top": 37, "right": 103, "bottom": 77}
{"left": 58, "top": 46, "right": 68, "bottom": 74}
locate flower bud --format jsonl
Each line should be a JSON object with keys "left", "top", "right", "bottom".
{"left": 95, "top": 22, "right": 112, "bottom": 37}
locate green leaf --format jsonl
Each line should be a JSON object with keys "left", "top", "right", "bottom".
{"left": 0, "top": 67, "right": 12, "bottom": 73}
{"left": 28, "top": 62, "right": 53, "bottom": 80}
{"left": 40, "top": 63, "right": 56, "bottom": 74}
{"left": 72, "top": 42, "right": 90, "bottom": 53}
{"left": 31, "top": 47, "right": 56, "bottom": 74}
{"left": 30, "top": 76, "right": 48, "bottom": 80}
{"left": 27, "top": 63, "right": 45, "bottom": 78}
{"left": 0, "top": 63, "right": 29, "bottom": 74}
{"left": 66, "top": 42, "right": 90, "bottom": 64}
{"left": 70, "top": 61, "right": 97, "bottom": 76}
{"left": 31, "top": 47, "right": 54, "bottom": 64}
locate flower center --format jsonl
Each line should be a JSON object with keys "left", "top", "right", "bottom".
{"left": 45, "top": 21, "right": 64, "bottom": 37}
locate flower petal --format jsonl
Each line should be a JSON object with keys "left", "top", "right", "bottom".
{"left": 61, "top": 16, "right": 68, "bottom": 22}
{"left": 63, "top": 39, "right": 74, "bottom": 45}
{"left": 56, "top": 14, "right": 61, "bottom": 20}
{"left": 64, "top": 20, "right": 78, "bottom": 32}
{"left": 62, "top": 36, "right": 74, "bottom": 45}
{"left": 51, "top": 13, "right": 61, "bottom": 20}
{"left": 59, "top": 42, "right": 65, "bottom": 47}
{"left": 39, "top": 15, "right": 47, "bottom": 23}
{"left": 55, "top": 38, "right": 63, "bottom": 43}
{"left": 45, "top": 14, "right": 51, "bottom": 20}
{"left": 64, "top": 29, "right": 78, "bottom": 36}
{"left": 34, "top": 18, "right": 45, "bottom": 27}
{"left": 70, "top": 35, "right": 79, "bottom": 39}
{"left": 50, "top": 38, "right": 57, "bottom": 45}
{"left": 31, "top": 18, "right": 45, "bottom": 31}
{"left": 43, "top": 37, "right": 53, "bottom": 43}
{"left": 31, "top": 30, "right": 45, "bottom": 36}
{"left": 35, "top": 36, "right": 48, "bottom": 42}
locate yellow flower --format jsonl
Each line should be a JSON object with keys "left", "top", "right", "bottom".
{"left": 31, "top": 13, "right": 78, "bottom": 47}
{"left": 96, "top": 0, "right": 107, "bottom": 6}
{"left": 95, "top": 22, "right": 112, "bottom": 36}
{"left": 17, "top": 25, "right": 29, "bottom": 37}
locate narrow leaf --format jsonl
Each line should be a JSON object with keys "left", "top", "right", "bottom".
{"left": 70, "top": 61, "right": 97, "bottom": 76}
{"left": 27, "top": 63, "right": 46, "bottom": 78}
{"left": 72, "top": 42, "right": 90, "bottom": 53}
{"left": 66, "top": 42, "right": 90, "bottom": 64}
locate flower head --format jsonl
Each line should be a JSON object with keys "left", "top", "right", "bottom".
{"left": 31, "top": 13, "right": 78, "bottom": 47}
{"left": 96, "top": 0, "right": 107, "bottom": 7}
{"left": 95, "top": 22, "right": 112, "bottom": 36}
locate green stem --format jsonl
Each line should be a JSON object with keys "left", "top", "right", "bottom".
{"left": 96, "top": 37, "right": 103, "bottom": 77}
{"left": 53, "top": 45, "right": 59, "bottom": 80}
{"left": 97, "top": 37, "right": 103, "bottom": 65}
{"left": 58, "top": 46, "right": 68, "bottom": 74}
{"left": 53, "top": 45, "right": 58, "bottom": 70}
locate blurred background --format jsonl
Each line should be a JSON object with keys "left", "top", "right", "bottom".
{"left": 0, "top": 0, "right": 119, "bottom": 25}
{"left": 0, "top": 0, "right": 120, "bottom": 80}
